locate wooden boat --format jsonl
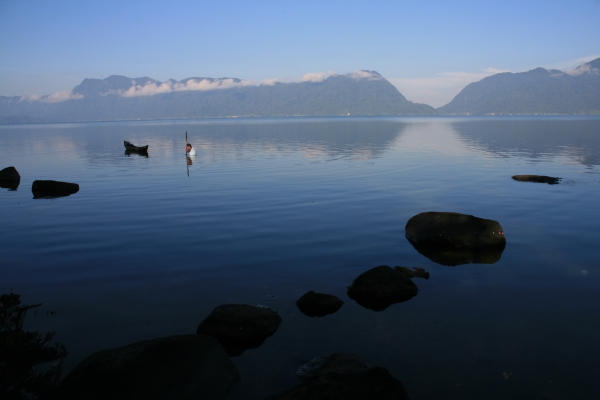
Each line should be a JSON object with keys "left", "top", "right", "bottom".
{"left": 124, "top": 141, "right": 149, "bottom": 153}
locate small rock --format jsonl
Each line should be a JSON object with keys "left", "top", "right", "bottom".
{"left": 32, "top": 180, "right": 79, "bottom": 199}
{"left": 196, "top": 304, "right": 282, "bottom": 357}
{"left": 296, "top": 291, "right": 344, "bottom": 317}
{"left": 347, "top": 266, "right": 418, "bottom": 311}
{"left": 51, "top": 334, "right": 239, "bottom": 400}
{"left": 512, "top": 175, "right": 561, "bottom": 184}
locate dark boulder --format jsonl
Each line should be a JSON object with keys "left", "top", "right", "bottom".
{"left": 406, "top": 211, "right": 506, "bottom": 249}
{"left": 347, "top": 266, "right": 418, "bottom": 311}
{"left": 296, "top": 291, "right": 344, "bottom": 317}
{"left": 51, "top": 334, "right": 239, "bottom": 400}
{"left": 512, "top": 175, "right": 561, "bottom": 184}
{"left": 0, "top": 166, "right": 20, "bottom": 181}
{"left": 405, "top": 211, "right": 506, "bottom": 266}
{"left": 32, "top": 180, "right": 79, "bottom": 199}
{"left": 0, "top": 166, "right": 20, "bottom": 190}
{"left": 196, "top": 304, "right": 282, "bottom": 357}
{"left": 266, "top": 353, "right": 410, "bottom": 400}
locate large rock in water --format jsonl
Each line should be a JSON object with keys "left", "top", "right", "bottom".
{"left": 405, "top": 212, "right": 506, "bottom": 266}
{"left": 196, "top": 304, "right": 282, "bottom": 356}
{"left": 0, "top": 166, "right": 20, "bottom": 181}
{"left": 406, "top": 212, "right": 506, "bottom": 249}
{"left": 266, "top": 353, "right": 410, "bottom": 400}
{"left": 296, "top": 291, "right": 344, "bottom": 317}
{"left": 32, "top": 180, "right": 79, "bottom": 199}
{"left": 0, "top": 166, "right": 20, "bottom": 190}
{"left": 347, "top": 266, "right": 418, "bottom": 311}
{"left": 51, "top": 334, "right": 239, "bottom": 400}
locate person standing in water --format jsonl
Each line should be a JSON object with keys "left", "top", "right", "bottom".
{"left": 186, "top": 143, "right": 196, "bottom": 156}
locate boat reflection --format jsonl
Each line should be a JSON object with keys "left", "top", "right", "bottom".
{"left": 124, "top": 149, "right": 149, "bottom": 157}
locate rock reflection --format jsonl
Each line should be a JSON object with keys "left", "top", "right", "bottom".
{"left": 408, "top": 240, "right": 506, "bottom": 266}
{"left": 347, "top": 266, "right": 419, "bottom": 311}
{"left": 0, "top": 293, "right": 67, "bottom": 400}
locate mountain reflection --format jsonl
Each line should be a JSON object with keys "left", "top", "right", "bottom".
{"left": 452, "top": 118, "right": 600, "bottom": 166}
{"left": 185, "top": 119, "right": 406, "bottom": 162}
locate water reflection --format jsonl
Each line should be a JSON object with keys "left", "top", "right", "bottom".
{"left": 407, "top": 240, "right": 505, "bottom": 266}
{"left": 0, "top": 293, "right": 67, "bottom": 400}
{"left": 0, "top": 179, "right": 20, "bottom": 191}
{"left": 452, "top": 118, "right": 600, "bottom": 166}
{"left": 124, "top": 149, "right": 149, "bottom": 157}
{"left": 184, "top": 119, "right": 407, "bottom": 164}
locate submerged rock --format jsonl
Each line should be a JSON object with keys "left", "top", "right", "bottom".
{"left": 266, "top": 353, "right": 410, "bottom": 400}
{"left": 52, "top": 334, "right": 239, "bottom": 400}
{"left": 512, "top": 175, "right": 561, "bottom": 184}
{"left": 196, "top": 304, "right": 282, "bottom": 357}
{"left": 0, "top": 166, "right": 20, "bottom": 190}
{"left": 394, "top": 266, "right": 430, "bottom": 279}
{"left": 296, "top": 291, "right": 344, "bottom": 317}
{"left": 347, "top": 265, "right": 418, "bottom": 311}
{"left": 32, "top": 180, "right": 79, "bottom": 199}
{"left": 295, "top": 353, "right": 370, "bottom": 380}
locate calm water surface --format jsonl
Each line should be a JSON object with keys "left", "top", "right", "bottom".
{"left": 1, "top": 116, "right": 600, "bottom": 399}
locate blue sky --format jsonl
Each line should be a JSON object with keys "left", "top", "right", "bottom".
{"left": 1, "top": 0, "right": 598, "bottom": 107}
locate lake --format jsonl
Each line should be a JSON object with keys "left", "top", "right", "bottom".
{"left": 2, "top": 116, "right": 600, "bottom": 399}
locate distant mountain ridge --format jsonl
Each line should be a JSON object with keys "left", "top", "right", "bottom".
{"left": 1, "top": 60, "right": 599, "bottom": 124}
{"left": 439, "top": 57, "right": 600, "bottom": 115}
{"left": 0, "top": 71, "right": 436, "bottom": 124}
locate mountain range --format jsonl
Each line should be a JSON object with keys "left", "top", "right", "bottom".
{"left": 1, "top": 59, "right": 599, "bottom": 124}
{"left": 440, "top": 58, "right": 600, "bottom": 115}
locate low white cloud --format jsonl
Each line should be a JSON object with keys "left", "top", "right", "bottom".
{"left": 349, "top": 70, "right": 382, "bottom": 80}
{"left": 120, "top": 77, "right": 271, "bottom": 97}
{"left": 301, "top": 72, "right": 328, "bottom": 82}
{"left": 389, "top": 67, "right": 510, "bottom": 108}
{"left": 19, "top": 90, "right": 83, "bottom": 103}
{"left": 565, "top": 61, "right": 600, "bottom": 76}
{"left": 260, "top": 78, "right": 279, "bottom": 86}
{"left": 19, "top": 94, "right": 42, "bottom": 102}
